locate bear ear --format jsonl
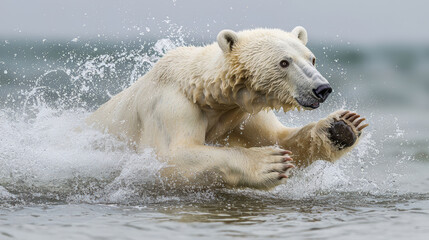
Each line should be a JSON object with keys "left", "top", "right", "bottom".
{"left": 292, "top": 26, "right": 308, "bottom": 45}
{"left": 217, "top": 29, "right": 238, "bottom": 53}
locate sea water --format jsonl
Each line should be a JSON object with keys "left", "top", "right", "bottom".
{"left": 1, "top": 29, "right": 429, "bottom": 239}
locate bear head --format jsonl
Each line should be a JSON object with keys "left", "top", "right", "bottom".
{"left": 217, "top": 27, "right": 332, "bottom": 112}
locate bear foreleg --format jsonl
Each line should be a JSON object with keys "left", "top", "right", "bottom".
{"left": 279, "top": 110, "right": 368, "bottom": 166}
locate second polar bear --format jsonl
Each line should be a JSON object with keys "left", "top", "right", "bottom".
{"left": 87, "top": 27, "right": 368, "bottom": 189}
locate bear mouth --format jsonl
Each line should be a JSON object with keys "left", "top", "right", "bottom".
{"left": 294, "top": 97, "right": 321, "bottom": 109}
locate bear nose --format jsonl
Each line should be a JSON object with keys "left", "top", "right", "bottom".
{"left": 313, "top": 84, "right": 332, "bottom": 102}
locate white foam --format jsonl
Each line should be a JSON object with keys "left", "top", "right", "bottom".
{"left": 0, "top": 35, "right": 184, "bottom": 204}
{"left": 1, "top": 103, "right": 409, "bottom": 203}
{"left": 0, "top": 106, "right": 166, "bottom": 202}
{"left": 0, "top": 186, "right": 15, "bottom": 199}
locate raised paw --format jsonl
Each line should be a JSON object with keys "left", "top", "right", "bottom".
{"left": 328, "top": 110, "right": 369, "bottom": 149}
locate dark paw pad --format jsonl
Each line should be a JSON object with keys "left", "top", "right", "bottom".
{"left": 328, "top": 120, "right": 357, "bottom": 149}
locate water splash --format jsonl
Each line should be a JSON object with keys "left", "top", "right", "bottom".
{"left": 0, "top": 27, "right": 419, "bottom": 206}
{"left": 0, "top": 30, "right": 185, "bottom": 204}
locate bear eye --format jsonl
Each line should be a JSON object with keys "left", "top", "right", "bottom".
{"left": 279, "top": 60, "right": 289, "bottom": 68}
{"left": 312, "top": 58, "right": 316, "bottom": 66}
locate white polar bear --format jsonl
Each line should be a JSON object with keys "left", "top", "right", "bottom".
{"left": 87, "top": 27, "right": 368, "bottom": 190}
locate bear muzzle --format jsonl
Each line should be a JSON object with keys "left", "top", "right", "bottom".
{"left": 312, "top": 84, "right": 332, "bottom": 102}
{"left": 295, "top": 83, "right": 332, "bottom": 109}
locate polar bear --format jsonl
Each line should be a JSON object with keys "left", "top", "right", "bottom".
{"left": 87, "top": 27, "right": 368, "bottom": 190}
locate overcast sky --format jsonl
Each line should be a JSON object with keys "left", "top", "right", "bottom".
{"left": 1, "top": 0, "right": 428, "bottom": 44}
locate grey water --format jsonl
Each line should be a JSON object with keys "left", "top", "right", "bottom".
{"left": 1, "top": 34, "right": 429, "bottom": 239}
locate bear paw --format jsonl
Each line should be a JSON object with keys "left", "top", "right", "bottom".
{"left": 245, "top": 147, "right": 295, "bottom": 189}
{"left": 328, "top": 111, "right": 368, "bottom": 150}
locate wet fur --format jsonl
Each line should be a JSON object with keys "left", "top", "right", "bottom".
{"left": 86, "top": 28, "right": 367, "bottom": 190}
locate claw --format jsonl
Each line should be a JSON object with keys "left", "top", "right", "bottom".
{"left": 349, "top": 115, "right": 360, "bottom": 122}
{"left": 282, "top": 164, "right": 294, "bottom": 171}
{"left": 357, "top": 123, "right": 369, "bottom": 131}
{"left": 278, "top": 173, "right": 288, "bottom": 179}
{"left": 354, "top": 118, "right": 366, "bottom": 127}
{"left": 340, "top": 111, "right": 350, "bottom": 118}
{"left": 281, "top": 150, "right": 292, "bottom": 155}
{"left": 344, "top": 112, "right": 356, "bottom": 120}
{"left": 282, "top": 157, "right": 293, "bottom": 162}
